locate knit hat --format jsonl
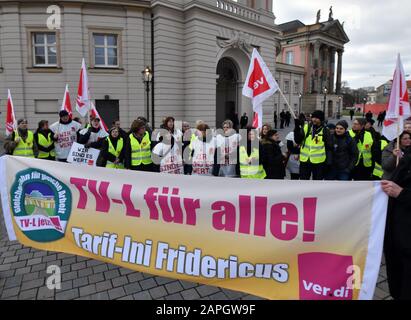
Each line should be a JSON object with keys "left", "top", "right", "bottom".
{"left": 59, "top": 110, "right": 69, "bottom": 117}
{"left": 336, "top": 120, "right": 349, "bottom": 130}
{"left": 327, "top": 123, "right": 336, "bottom": 130}
{"left": 311, "top": 110, "right": 325, "bottom": 122}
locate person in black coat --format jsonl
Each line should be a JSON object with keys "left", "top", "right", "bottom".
{"left": 382, "top": 147, "right": 411, "bottom": 299}
{"left": 261, "top": 130, "right": 285, "bottom": 179}
{"left": 325, "top": 120, "right": 358, "bottom": 180}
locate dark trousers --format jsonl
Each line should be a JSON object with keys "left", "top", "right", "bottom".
{"left": 280, "top": 119, "right": 285, "bottom": 129}
{"left": 57, "top": 158, "right": 68, "bottom": 163}
{"left": 325, "top": 169, "right": 351, "bottom": 181}
{"left": 129, "top": 163, "right": 153, "bottom": 172}
{"left": 299, "top": 161, "right": 325, "bottom": 180}
{"left": 184, "top": 164, "right": 192, "bottom": 175}
{"left": 290, "top": 173, "right": 300, "bottom": 180}
{"left": 352, "top": 163, "right": 373, "bottom": 181}
{"left": 384, "top": 217, "right": 411, "bottom": 300}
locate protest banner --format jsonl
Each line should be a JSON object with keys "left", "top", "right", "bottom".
{"left": 0, "top": 156, "right": 388, "bottom": 300}
{"left": 67, "top": 142, "right": 100, "bottom": 166}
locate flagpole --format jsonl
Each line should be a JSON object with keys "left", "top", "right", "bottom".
{"left": 278, "top": 88, "right": 297, "bottom": 119}
{"left": 396, "top": 115, "right": 402, "bottom": 166}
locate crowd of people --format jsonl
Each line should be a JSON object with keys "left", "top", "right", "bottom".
{"left": 4, "top": 108, "right": 411, "bottom": 300}
{"left": 4, "top": 109, "right": 411, "bottom": 183}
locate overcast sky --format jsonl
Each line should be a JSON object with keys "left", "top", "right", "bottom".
{"left": 273, "top": 0, "right": 410, "bottom": 89}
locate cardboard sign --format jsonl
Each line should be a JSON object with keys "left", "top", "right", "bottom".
{"left": 67, "top": 142, "right": 100, "bottom": 166}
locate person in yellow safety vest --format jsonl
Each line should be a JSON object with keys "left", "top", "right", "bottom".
{"left": 382, "top": 131, "right": 411, "bottom": 180}
{"left": 293, "top": 110, "right": 330, "bottom": 180}
{"left": 349, "top": 118, "right": 378, "bottom": 181}
{"left": 34, "top": 120, "right": 55, "bottom": 160}
{"left": 124, "top": 119, "right": 153, "bottom": 171}
{"left": 239, "top": 127, "right": 266, "bottom": 179}
{"left": 373, "top": 138, "right": 389, "bottom": 180}
{"left": 4, "top": 119, "right": 38, "bottom": 158}
{"left": 97, "top": 127, "right": 125, "bottom": 169}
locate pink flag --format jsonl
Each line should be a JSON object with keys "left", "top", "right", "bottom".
{"left": 5, "top": 89, "right": 17, "bottom": 136}
{"left": 61, "top": 84, "right": 72, "bottom": 117}
{"left": 382, "top": 54, "right": 411, "bottom": 141}
{"left": 242, "top": 48, "right": 279, "bottom": 128}
{"left": 90, "top": 102, "right": 108, "bottom": 134}
{"left": 76, "top": 58, "right": 91, "bottom": 117}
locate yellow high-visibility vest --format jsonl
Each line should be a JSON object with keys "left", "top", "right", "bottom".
{"left": 299, "top": 124, "right": 326, "bottom": 164}
{"left": 129, "top": 132, "right": 152, "bottom": 166}
{"left": 13, "top": 131, "right": 35, "bottom": 158}
{"left": 239, "top": 146, "right": 266, "bottom": 179}
{"left": 373, "top": 139, "right": 389, "bottom": 178}
{"left": 106, "top": 137, "right": 124, "bottom": 169}
{"left": 349, "top": 130, "right": 374, "bottom": 167}
{"left": 37, "top": 132, "right": 56, "bottom": 159}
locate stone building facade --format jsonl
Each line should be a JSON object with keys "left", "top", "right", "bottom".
{"left": 277, "top": 14, "right": 349, "bottom": 117}
{"left": 0, "top": 0, "right": 282, "bottom": 131}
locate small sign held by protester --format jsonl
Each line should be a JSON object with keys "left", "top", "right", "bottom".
{"left": 67, "top": 142, "right": 100, "bottom": 166}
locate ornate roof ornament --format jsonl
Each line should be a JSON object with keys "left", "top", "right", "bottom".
{"left": 316, "top": 10, "right": 321, "bottom": 24}
{"left": 328, "top": 6, "right": 334, "bottom": 21}
{"left": 217, "top": 31, "right": 253, "bottom": 53}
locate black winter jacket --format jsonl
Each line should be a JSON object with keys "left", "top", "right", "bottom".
{"left": 327, "top": 133, "right": 359, "bottom": 172}
{"left": 261, "top": 139, "right": 285, "bottom": 179}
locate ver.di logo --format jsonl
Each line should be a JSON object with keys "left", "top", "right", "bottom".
{"left": 10, "top": 168, "right": 72, "bottom": 242}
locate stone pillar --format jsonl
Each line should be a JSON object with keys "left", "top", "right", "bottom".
{"left": 336, "top": 50, "right": 343, "bottom": 94}
{"left": 313, "top": 41, "right": 321, "bottom": 93}
{"left": 329, "top": 48, "right": 336, "bottom": 93}
{"left": 322, "top": 46, "right": 329, "bottom": 92}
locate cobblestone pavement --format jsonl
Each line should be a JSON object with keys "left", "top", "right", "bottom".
{"left": 0, "top": 118, "right": 392, "bottom": 300}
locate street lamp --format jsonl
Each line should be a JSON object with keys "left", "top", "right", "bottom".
{"left": 337, "top": 96, "right": 342, "bottom": 119}
{"left": 141, "top": 66, "right": 153, "bottom": 123}
{"left": 363, "top": 97, "right": 367, "bottom": 117}
{"left": 298, "top": 92, "right": 303, "bottom": 115}
{"left": 323, "top": 86, "right": 328, "bottom": 116}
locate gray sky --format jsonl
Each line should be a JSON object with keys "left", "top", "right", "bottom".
{"left": 273, "top": 0, "right": 410, "bottom": 89}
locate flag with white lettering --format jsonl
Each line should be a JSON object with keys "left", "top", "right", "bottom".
{"left": 61, "top": 84, "right": 73, "bottom": 117}
{"left": 5, "top": 89, "right": 17, "bottom": 136}
{"left": 242, "top": 49, "right": 279, "bottom": 128}
{"left": 383, "top": 54, "right": 411, "bottom": 140}
{"left": 75, "top": 58, "right": 91, "bottom": 117}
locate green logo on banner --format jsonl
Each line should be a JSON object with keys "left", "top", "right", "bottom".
{"left": 10, "top": 168, "right": 72, "bottom": 242}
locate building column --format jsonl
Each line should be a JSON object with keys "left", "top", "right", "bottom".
{"left": 336, "top": 50, "right": 343, "bottom": 94}
{"left": 321, "top": 46, "right": 329, "bottom": 92}
{"left": 329, "top": 48, "right": 336, "bottom": 93}
{"left": 313, "top": 41, "right": 321, "bottom": 93}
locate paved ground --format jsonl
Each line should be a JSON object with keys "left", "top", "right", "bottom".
{"left": 0, "top": 117, "right": 392, "bottom": 300}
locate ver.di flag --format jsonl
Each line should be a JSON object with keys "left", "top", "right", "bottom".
{"left": 242, "top": 48, "right": 279, "bottom": 128}
{"left": 5, "top": 89, "right": 17, "bottom": 136}
{"left": 382, "top": 54, "right": 411, "bottom": 141}
{"left": 76, "top": 58, "right": 91, "bottom": 117}
{"left": 61, "top": 84, "right": 73, "bottom": 117}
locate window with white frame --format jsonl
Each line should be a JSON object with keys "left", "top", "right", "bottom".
{"left": 284, "top": 80, "right": 290, "bottom": 94}
{"left": 285, "top": 51, "right": 294, "bottom": 65}
{"left": 32, "top": 32, "right": 57, "bottom": 67}
{"left": 93, "top": 33, "right": 119, "bottom": 67}
{"left": 294, "top": 81, "right": 300, "bottom": 94}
